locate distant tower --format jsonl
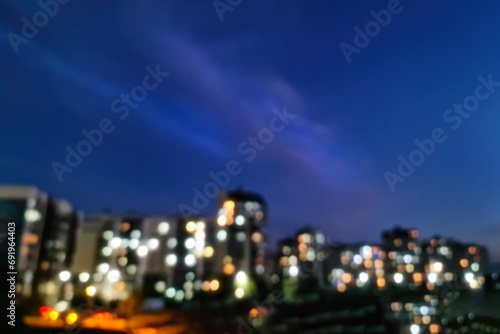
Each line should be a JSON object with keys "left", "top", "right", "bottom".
{"left": 215, "top": 189, "right": 268, "bottom": 281}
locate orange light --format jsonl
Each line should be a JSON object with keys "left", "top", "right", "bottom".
{"left": 460, "top": 258, "right": 469, "bottom": 268}
{"left": 413, "top": 273, "right": 423, "bottom": 285}
{"left": 121, "top": 222, "right": 130, "bottom": 232}
{"left": 40, "top": 306, "right": 53, "bottom": 318}
{"left": 249, "top": 308, "right": 259, "bottom": 319}
{"left": 364, "top": 260, "right": 373, "bottom": 269}
{"left": 223, "top": 264, "right": 235, "bottom": 275}
{"left": 426, "top": 282, "right": 435, "bottom": 290}
{"left": 202, "top": 281, "right": 210, "bottom": 292}
{"left": 430, "top": 239, "right": 438, "bottom": 247}
{"left": 394, "top": 239, "right": 402, "bottom": 247}
{"left": 468, "top": 246, "right": 478, "bottom": 255}
{"left": 114, "top": 281, "right": 126, "bottom": 291}
{"left": 298, "top": 243, "right": 307, "bottom": 252}
{"left": 337, "top": 282, "right": 346, "bottom": 293}
{"left": 342, "top": 273, "right": 352, "bottom": 284}
{"left": 377, "top": 277, "right": 386, "bottom": 289}
{"left": 430, "top": 324, "right": 441, "bottom": 334}
{"left": 374, "top": 259, "right": 384, "bottom": 269}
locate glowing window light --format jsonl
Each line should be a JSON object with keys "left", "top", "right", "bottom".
{"left": 394, "top": 273, "right": 404, "bottom": 284}
{"left": 359, "top": 272, "right": 369, "bottom": 283}
{"left": 147, "top": 238, "right": 159, "bottom": 250}
{"left": 289, "top": 265, "right": 299, "bottom": 277}
{"left": 210, "top": 279, "right": 220, "bottom": 291}
{"left": 79, "top": 272, "right": 90, "bottom": 283}
{"left": 167, "top": 238, "right": 177, "bottom": 248}
{"left": 465, "top": 272, "right": 474, "bottom": 283}
{"left": 184, "top": 254, "right": 196, "bottom": 267}
{"left": 404, "top": 254, "right": 413, "bottom": 264}
{"left": 223, "top": 263, "right": 235, "bottom": 275}
{"left": 427, "top": 273, "right": 437, "bottom": 283}
{"left": 196, "top": 221, "right": 205, "bottom": 230}
{"left": 110, "top": 237, "right": 121, "bottom": 249}
{"left": 251, "top": 232, "right": 263, "bottom": 243}
{"left": 59, "top": 271, "right": 71, "bottom": 282}
{"left": 107, "top": 270, "right": 120, "bottom": 282}
{"left": 353, "top": 254, "right": 363, "bottom": 265}
{"left": 217, "top": 230, "right": 227, "bottom": 241}
{"left": 158, "top": 221, "right": 170, "bottom": 235}
{"left": 235, "top": 215, "right": 245, "bottom": 225}
{"left": 154, "top": 281, "right": 166, "bottom": 293}
{"left": 185, "top": 238, "right": 195, "bottom": 249}
{"left": 223, "top": 200, "right": 235, "bottom": 210}
{"left": 130, "top": 230, "right": 141, "bottom": 239}
{"left": 85, "top": 285, "right": 96, "bottom": 297}
{"left": 203, "top": 246, "right": 214, "bottom": 258}
{"left": 165, "top": 288, "right": 175, "bottom": 298}
{"left": 217, "top": 216, "right": 227, "bottom": 226}
{"left": 102, "top": 246, "right": 112, "bottom": 256}
{"left": 410, "top": 324, "right": 420, "bottom": 334}
{"left": 98, "top": 263, "right": 109, "bottom": 274}
{"left": 166, "top": 254, "right": 177, "bottom": 266}
{"left": 137, "top": 245, "right": 149, "bottom": 257}
{"left": 236, "top": 271, "right": 247, "bottom": 283}
{"left": 471, "top": 263, "right": 479, "bottom": 272}
{"left": 460, "top": 259, "right": 469, "bottom": 268}
{"left": 129, "top": 239, "right": 139, "bottom": 249}
{"left": 186, "top": 221, "right": 196, "bottom": 232}
{"left": 235, "top": 287, "right": 245, "bottom": 299}
{"left": 102, "top": 230, "right": 113, "bottom": 240}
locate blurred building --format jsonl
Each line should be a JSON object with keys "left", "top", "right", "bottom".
{"left": 0, "top": 186, "right": 78, "bottom": 306}
{"left": 214, "top": 189, "right": 268, "bottom": 299}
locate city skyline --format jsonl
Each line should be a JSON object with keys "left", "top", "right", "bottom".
{"left": 2, "top": 2, "right": 500, "bottom": 265}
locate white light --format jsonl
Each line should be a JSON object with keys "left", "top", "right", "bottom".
{"left": 404, "top": 255, "right": 412, "bottom": 264}
{"left": 362, "top": 246, "right": 371, "bottom": 256}
{"left": 24, "top": 209, "right": 41, "bottom": 222}
{"left": 236, "top": 232, "right": 246, "bottom": 242}
{"left": 158, "top": 222, "right": 170, "bottom": 235}
{"left": 98, "top": 263, "right": 110, "bottom": 274}
{"left": 102, "top": 230, "right": 113, "bottom": 240}
{"left": 59, "top": 271, "right": 71, "bottom": 282}
{"left": 154, "top": 281, "right": 166, "bottom": 293}
{"left": 235, "top": 287, "right": 245, "bottom": 299}
{"left": 410, "top": 324, "right": 420, "bottom": 334}
{"left": 175, "top": 290, "right": 184, "bottom": 301}
{"left": 353, "top": 254, "right": 363, "bottom": 265}
{"left": 428, "top": 273, "right": 437, "bottom": 283}
{"left": 217, "top": 230, "right": 227, "bottom": 241}
{"left": 359, "top": 272, "right": 369, "bottom": 283}
{"left": 102, "top": 246, "right": 112, "bottom": 256}
{"left": 185, "top": 237, "right": 195, "bottom": 249}
{"left": 148, "top": 238, "right": 159, "bottom": 250}
{"left": 465, "top": 272, "right": 474, "bottom": 283}
{"left": 107, "top": 270, "right": 120, "bottom": 282}
{"left": 120, "top": 238, "right": 129, "bottom": 248}
{"left": 289, "top": 255, "right": 298, "bottom": 265}
{"left": 235, "top": 215, "right": 245, "bottom": 225}
{"left": 433, "top": 262, "right": 443, "bottom": 272}
{"left": 110, "top": 237, "right": 121, "bottom": 249}
{"left": 420, "top": 306, "right": 429, "bottom": 315}
{"left": 166, "top": 287, "right": 176, "bottom": 298}
{"left": 394, "top": 273, "right": 404, "bottom": 284}
{"left": 166, "top": 254, "right": 177, "bottom": 266}
{"left": 256, "top": 264, "right": 265, "bottom": 275}
{"left": 129, "top": 239, "right": 139, "bottom": 249}
{"left": 185, "top": 254, "right": 196, "bottom": 267}
{"left": 167, "top": 238, "right": 177, "bottom": 248}
{"left": 471, "top": 263, "right": 480, "bottom": 272}
{"left": 289, "top": 265, "right": 299, "bottom": 277}
{"left": 137, "top": 245, "right": 149, "bottom": 257}
{"left": 196, "top": 221, "right": 205, "bottom": 230}
{"left": 79, "top": 272, "right": 90, "bottom": 283}
{"left": 130, "top": 230, "right": 141, "bottom": 239}
{"left": 126, "top": 265, "right": 137, "bottom": 275}
{"left": 55, "top": 301, "right": 68, "bottom": 312}
{"left": 236, "top": 271, "right": 247, "bottom": 283}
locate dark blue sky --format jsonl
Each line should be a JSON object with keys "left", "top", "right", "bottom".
{"left": 1, "top": 1, "right": 499, "bottom": 261}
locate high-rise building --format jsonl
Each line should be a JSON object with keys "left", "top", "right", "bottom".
{"left": 0, "top": 186, "right": 78, "bottom": 306}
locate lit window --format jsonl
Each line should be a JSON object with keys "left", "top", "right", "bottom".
{"left": 158, "top": 222, "right": 170, "bottom": 235}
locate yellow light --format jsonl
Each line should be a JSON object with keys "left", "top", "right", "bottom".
{"left": 364, "top": 260, "right": 373, "bottom": 269}
{"left": 85, "top": 285, "right": 97, "bottom": 297}
{"left": 186, "top": 221, "right": 196, "bottom": 232}
{"left": 223, "top": 201, "right": 235, "bottom": 210}
{"left": 406, "top": 264, "right": 415, "bottom": 273}
{"left": 49, "top": 311, "right": 59, "bottom": 320}
{"left": 217, "top": 216, "right": 227, "bottom": 226}
{"left": 66, "top": 312, "right": 78, "bottom": 325}
{"left": 249, "top": 308, "right": 259, "bottom": 318}
{"left": 203, "top": 246, "right": 214, "bottom": 258}
{"left": 431, "top": 262, "right": 443, "bottom": 272}
{"left": 210, "top": 279, "right": 220, "bottom": 291}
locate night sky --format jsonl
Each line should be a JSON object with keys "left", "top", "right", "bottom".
{"left": 1, "top": 1, "right": 499, "bottom": 262}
